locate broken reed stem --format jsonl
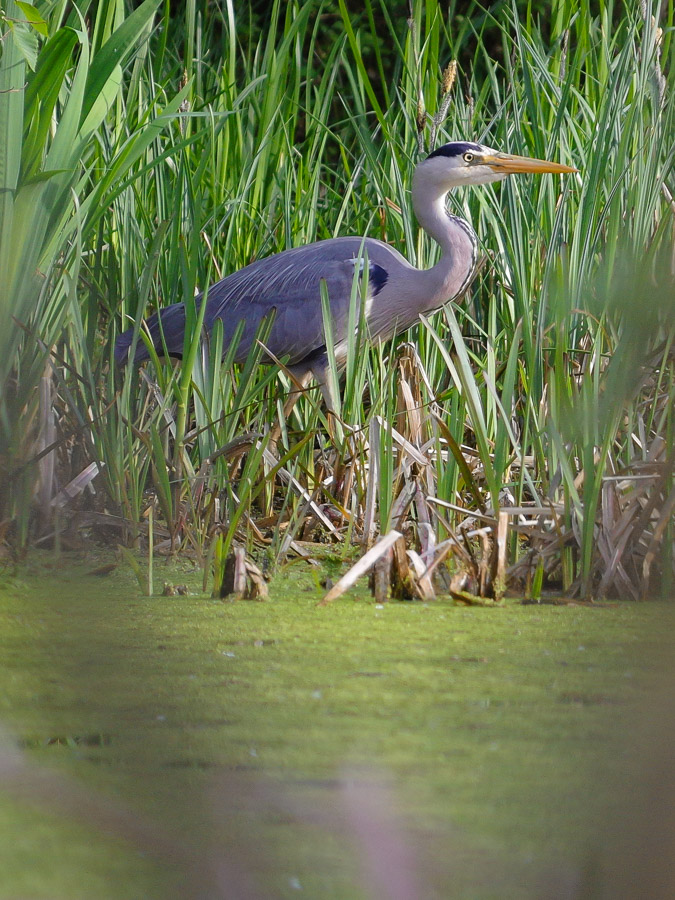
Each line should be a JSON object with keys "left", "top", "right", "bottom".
{"left": 319, "top": 530, "right": 403, "bottom": 605}
{"left": 147, "top": 505, "right": 154, "bottom": 596}
{"left": 493, "top": 511, "right": 509, "bottom": 602}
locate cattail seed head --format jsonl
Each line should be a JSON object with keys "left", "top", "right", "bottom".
{"left": 441, "top": 60, "right": 457, "bottom": 96}
{"left": 416, "top": 90, "right": 426, "bottom": 133}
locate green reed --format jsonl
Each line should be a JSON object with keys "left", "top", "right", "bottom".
{"left": 2, "top": 0, "right": 672, "bottom": 597}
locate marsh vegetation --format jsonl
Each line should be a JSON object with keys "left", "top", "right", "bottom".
{"left": 1, "top": 0, "right": 673, "bottom": 600}
{"left": 1, "top": 4, "right": 674, "bottom": 895}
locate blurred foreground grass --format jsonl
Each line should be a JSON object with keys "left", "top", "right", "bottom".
{"left": 0, "top": 553, "right": 673, "bottom": 899}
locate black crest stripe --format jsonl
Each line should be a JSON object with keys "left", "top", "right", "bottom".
{"left": 426, "top": 142, "right": 483, "bottom": 161}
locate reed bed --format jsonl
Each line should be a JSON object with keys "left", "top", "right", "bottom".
{"left": 1, "top": 0, "right": 673, "bottom": 601}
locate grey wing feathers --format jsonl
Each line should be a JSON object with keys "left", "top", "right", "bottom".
{"left": 116, "top": 236, "right": 404, "bottom": 367}
{"left": 204, "top": 238, "right": 396, "bottom": 365}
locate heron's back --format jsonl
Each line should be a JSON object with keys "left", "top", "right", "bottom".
{"left": 114, "top": 236, "right": 411, "bottom": 368}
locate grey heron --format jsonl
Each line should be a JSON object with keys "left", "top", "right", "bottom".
{"left": 115, "top": 142, "right": 576, "bottom": 413}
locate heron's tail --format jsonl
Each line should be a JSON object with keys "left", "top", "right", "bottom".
{"left": 114, "top": 304, "right": 187, "bottom": 366}
{"left": 114, "top": 327, "right": 152, "bottom": 366}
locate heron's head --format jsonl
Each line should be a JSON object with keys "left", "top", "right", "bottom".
{"left": 418, "top": 141, "right": 577, "bottom": 190}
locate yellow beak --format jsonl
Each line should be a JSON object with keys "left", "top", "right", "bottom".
{"left": 480, "top": 152, "right": 578, "bottom": 174}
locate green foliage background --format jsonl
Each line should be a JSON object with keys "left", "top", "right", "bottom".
{"left": 0, "top": 0, "right": 673, "bottom": 597}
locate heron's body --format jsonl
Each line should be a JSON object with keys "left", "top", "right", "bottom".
{"left": 115, "top": 141, "right": 574, "bottom": 401}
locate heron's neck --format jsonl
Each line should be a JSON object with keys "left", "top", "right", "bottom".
{"left": 411, "top": 169, "right": 477, "bottom": 301}
{"left": 412, "top": 178, "right": 456, "bottom": 255}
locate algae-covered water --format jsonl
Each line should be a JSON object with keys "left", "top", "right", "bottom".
{"left": 0, "top": 553, "right": 673, "bottom": 899}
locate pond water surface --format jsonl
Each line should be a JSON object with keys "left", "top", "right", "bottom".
{"left": 1, "top": 553, "right": 673, "bottom": 898}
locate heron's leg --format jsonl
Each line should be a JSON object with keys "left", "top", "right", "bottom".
{"left": 269, "top": 368, "right": 313, "bottom": 445}
{"left": 312, "top": 368, "right": 338, "bottom": 417}
{"left": 270, "top": 359, "right": 342, "bottom": 446}
{"left": 310, "top": 362, "right": 344, "bottom": 444}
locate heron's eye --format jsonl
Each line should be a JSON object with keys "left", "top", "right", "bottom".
{"left": 463, "top": 152, "right": 474, "bottom": 163}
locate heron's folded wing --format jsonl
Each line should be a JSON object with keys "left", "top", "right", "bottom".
{"left": 204, "top": 242, "right": 390, "bottom": 365}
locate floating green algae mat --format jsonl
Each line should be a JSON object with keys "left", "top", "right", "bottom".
{"left": 0, "top": 553, "right": 673, "bottom": 899}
